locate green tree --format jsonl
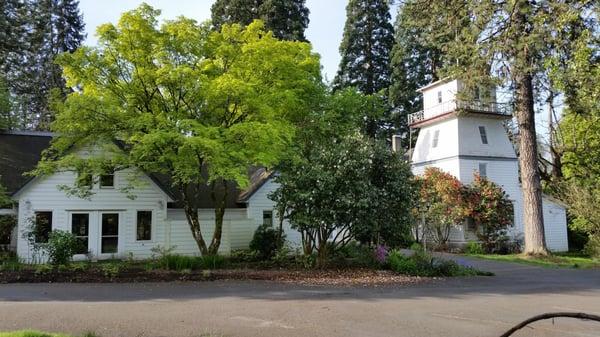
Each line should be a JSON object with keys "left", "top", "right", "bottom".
{"left": 211, "top": 0, "right": 309, "bottom": 41}
{"left": 36, "top": 6, "right": 322, "bottom": 256}
{"left": 332, "top": 0, "right": 394, "bottom": 139}
{"left": 407, "top": 0, "right": 597, "bottom": 255}
{"left": 354, "top": 139, "right": 416, "bottom": 247}
{"left": 2, "top": 0, "right": 85, "bottom": 130}
{"left": 0, "top": 76, "right": 12, "bottom": 129}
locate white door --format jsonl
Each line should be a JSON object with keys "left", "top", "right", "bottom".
{"left": 69, "top": 211, "right": 121, "bottom": 259}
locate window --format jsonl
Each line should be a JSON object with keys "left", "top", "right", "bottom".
{"left": 101, "top": 213, "right": 119, "bottom": 254}
{"left": 71, "top": 213, "right": 89, "bottom": 254}
{"left": 432, "top": 130, "right": 440, "bottom": 148}
{"left": 34, "top": 211, "right": 52, "bottom": 243}
{"left": 437, "top": 91, "right": 442, "bottom": 103}
{"left": 136, "top": 211, "right": 152, "bottom": 241}
{"left": 479, "top": 163, "right": 487, "bottom": 178}
{"left": 478, "top": 126, "right": 488, "bottom": 144}
{"left": 99, "top": 171, "right": 114, "bottom": 188}
{"left": 263, "top": 210, "right": 273, "bottom": 227}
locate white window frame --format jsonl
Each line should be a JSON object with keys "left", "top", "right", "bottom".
{"left": 33, "top": 210, "right": 53, "bottom": 244}
{"left": 135, "top": 210, "right": 154, "bottom": 242}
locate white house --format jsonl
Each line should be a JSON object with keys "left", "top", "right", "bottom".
{"left": 406, "top": 78, "right": 568, "bottom": 251}
{"left": 0, "top": 131, "right": 301, "bottom": 262}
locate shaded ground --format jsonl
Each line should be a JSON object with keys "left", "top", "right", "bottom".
{"left": 0, "top": 255, "right": 599, "bottom": 337}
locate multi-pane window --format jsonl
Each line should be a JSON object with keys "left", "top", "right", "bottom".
{"left": 479, "top": 163, "right": 487, "bottom": 178}
{"left": 136, "top": 211, "right": 152, "bottom": 241}
{"left": 478, "top": 126, "right": 488, "bottom": 144}
{"left": 437, "top": 91, "right": 443, "bottom": 103}
{"left": 71, "top": 213, "right": 89, "bottom": 254}
{"left": 432, "top": 130, "right": 440, "bottom": 148}
{"left": 34, "top": 211, "right": 52, "bottom": 243}
{"left": 101, "top": 213, "right": 119, "bottom": 254}
{"left": 263, "top": 210, "right": 273, "bottom": 227}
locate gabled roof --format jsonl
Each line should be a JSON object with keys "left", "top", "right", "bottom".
{"left": 0, "top": 131, "right": 53, "bottom": 195}
{"left": 0, "top": 131, "right": 274, "bottom": 208}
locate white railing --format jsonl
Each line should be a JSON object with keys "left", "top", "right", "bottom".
{"left": 408, "top": 99, "right": 510, "bottom": 125}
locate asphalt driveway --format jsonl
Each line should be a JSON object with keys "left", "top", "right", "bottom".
{"left": 0, "top": 256, "right": 599, "bottom": 337}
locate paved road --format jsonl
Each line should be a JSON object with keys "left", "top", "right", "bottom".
{"left": 1, "top": 256, "right": 599, "bottom": 337}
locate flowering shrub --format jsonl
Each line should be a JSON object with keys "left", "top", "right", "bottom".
{"left": 464, "top": 174, "right": 514, "bottom": 253}
{"left": 374, "top": 244, "right": 389, "bottom": 264}
{"left": 414, "top": 168, "right": 470, "bottom": 248}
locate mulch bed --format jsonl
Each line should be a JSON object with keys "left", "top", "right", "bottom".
{"left": 0, "top": 267, "right": 431, "bottom": 286}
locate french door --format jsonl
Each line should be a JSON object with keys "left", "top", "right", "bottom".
{"left": 70, "top": 211, "right": 120, "bottom": 259}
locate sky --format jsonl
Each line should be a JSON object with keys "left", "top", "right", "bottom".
{"left": 79, "top": 0, "right": 397, "bottom": 82}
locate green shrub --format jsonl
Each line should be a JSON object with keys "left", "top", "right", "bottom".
{"left": 337, "top": 242, "right": 379, "bottom": 268}
{"left": 159, "top": 254, "right": 202, "bottom": 271}
{"left": 44, "top": 230, "right": 79, "bottom": 265}
{"left": 465, "top": 241, "right": 484, "bottom": 255}
{"left": 249, "top": 224, "right": 285, "bottom": 259}
{"left": 387, "top": 249, "right": 490, "bottom": 277}
{"left": 200, "top": 255, "right": 226, "bottom": 269}
{"left": 229, "top": 249, "right": 260, "bottom": 263}
{"left": 99, "top": 262, "right": 122, "bottom": 278}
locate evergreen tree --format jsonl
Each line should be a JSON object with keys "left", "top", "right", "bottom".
{"left": 2, "top": 0, "right": 84, "bottom": 130}
{"left": 333, "top": 0, "right": 394, "bottom": 94}
{"left": 259, "top": 0, "right": 309, "bottom": 41}
{"left": 211, "top": 0, "right": 309, "bottom": 41}
{"left": 333, "top": 0, "right": 394, "bottom": 138}
{"left": 388, "top": 0, "right": 469, "bottom": 148}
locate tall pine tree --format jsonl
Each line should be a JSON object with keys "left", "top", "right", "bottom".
{"left": 333, "top": 0, "right": 394, "bottom": 139}
{"left": 388, "top": 0, "right": 469, "bottom": 148}
{"left": 2, "top": 0, "right": 84, "bottom": 130}
{"left": 211, "top": 0, "right": 309, "bottom": 41}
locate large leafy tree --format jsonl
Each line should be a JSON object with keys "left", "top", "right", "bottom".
{"left": 271, "top": 133, "right": 415, "bottom": 266}
{"left": 407, "top": 0, "right": 597, "bottom": 255}
{"left": 211, "top": 0, "right": 309, "bottom": 41}
{"left": 36, "top": 5, "right": 323, "bottom": 256}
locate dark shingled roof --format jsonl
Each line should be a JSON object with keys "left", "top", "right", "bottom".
{"left": 0, "top": 131, "right": 53, "bottom": 195}
{"left": 0, "top": 131, "right": 272, "bottom": 207}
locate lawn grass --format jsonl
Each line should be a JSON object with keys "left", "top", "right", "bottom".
{"left": 0, "top": 331, "right": 98, "bottom": 337}
{"left": 465, "top": 252, "right": 600, "bottom": 269}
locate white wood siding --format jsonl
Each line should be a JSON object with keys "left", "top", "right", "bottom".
{"left": 543, "top": 198, "right": 568, "bottom": 252}
{"left": 16, "top": 168, "right": 170, "bottom": 261}
{"left": 246, "top": 179, "right": 302, "bottom": 249}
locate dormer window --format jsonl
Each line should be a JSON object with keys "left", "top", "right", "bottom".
{"left": 478, "top": 126, "right": 488, "bottom": 144}
{"left": 437, "top": 91, "right": 442, "bottom": 103}
{"left": 100, "top": 171, "right": 115, "bottom": 188}
{"left": 432, "top": 130, "right": 440, "bottom": 148}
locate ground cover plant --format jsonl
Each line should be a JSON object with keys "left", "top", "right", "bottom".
{"left": 465, "top": 251, "right": 600, "bottom": 269}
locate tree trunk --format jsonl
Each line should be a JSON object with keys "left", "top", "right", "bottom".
{"left": 208, "top": 179, "right": 227, "bottom": 256}
{"left": 515, "top": 72, "right": 548, "bottom": 255}
{"left": 182, "top": 200, "right": 209, "bottom": 256}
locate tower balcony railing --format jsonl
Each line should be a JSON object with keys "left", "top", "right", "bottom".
{"left": 408, "top": 99, "right": 511, "bottom": 126}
